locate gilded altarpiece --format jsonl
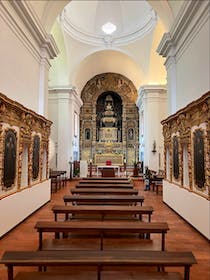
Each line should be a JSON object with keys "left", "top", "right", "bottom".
{"left": 161, "top": 92, "right": 210, "bottom": 199}
{"left": 80, "top": 73, "right": 139, "bottom": 166}
{"left": 0, "top": 93, "right": 52, "bottom": 198}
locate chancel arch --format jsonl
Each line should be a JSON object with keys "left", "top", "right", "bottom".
{"left": 80, "top": 73, "right": 139, "bottom": 166}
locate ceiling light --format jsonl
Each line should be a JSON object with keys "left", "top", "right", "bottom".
{"left": 102, "top": 22, "right": 116, "bottom": 35}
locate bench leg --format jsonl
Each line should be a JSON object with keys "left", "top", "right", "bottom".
{"left": 184, "top": 265, "right": 190, "bottom": 280}
{"left": 97, "top": 265, "right": 102, "bottom": 280}
{"left": 7, "top": 265, "right": 13, "bottom": 280}
{"left": 100, "top": 233, "right": 103, "bottom": 250}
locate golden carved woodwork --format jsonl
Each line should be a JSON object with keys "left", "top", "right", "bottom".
{"left": 80, "top": 73, "right": 139, "bottom": 165}
{"left": 0, "top": 92, "right": 52, "bottom": 198}
{"left": 161, "top": 91, "right": 210, "bottom": 199}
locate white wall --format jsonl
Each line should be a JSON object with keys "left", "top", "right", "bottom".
{"left": 163, "top": 181, "right": 210, "bottom": 239}
{"left": 176, "top": 19, "right": 210, "bottom": 110}
{"left": 0, "top": 8, "right": 40, "bottom": 113}
{"left": 0, "top": 180, "right": 51, "bottom": 237}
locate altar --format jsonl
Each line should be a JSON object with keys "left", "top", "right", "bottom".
{"left": 95, "top": 153, "right": 124, "bottom": 166}
{"left": 96, "top": 165, "right": 120, "bottom": 177}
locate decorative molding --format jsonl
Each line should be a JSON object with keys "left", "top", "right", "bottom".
{"left": 157, "top": 0, "right": 210, "bottom": 60}
{"left": 49, "top": 87, "right": 83, "bottom": 108}
{"left": 0, "top": 0, "right": 59, "bottom": 62}
{"left": 61, "top": 8, "right": 157, "bottom": 47}
{"left": 136, "top": 85, "right": 167, "bottom": 108}
{"left": 80, "top": 73, "right": 139, "bottom": 165}
{"left": 161, "top": 91, "right": 210, "bottom": 200}
{"left": 0, "top": 92, "right": 52, "bottom": 199}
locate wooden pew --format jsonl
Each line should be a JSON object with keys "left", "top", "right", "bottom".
{"left": 63, "top": 194, "right": 144, "bottom": 206}
{"left": 82, "top": 177, "right": 129, "bottom": 180}
{"left": 71, "top": 187, "right": 138, "bottom": 195}
{"left": 76, "top": 183, "right": 133, "bottom": 189}
{"left": 34, "top": 220, "right": 169, "bottom": 251}
{"left": 0, "top": 250, "right": 196, "bottom": 280}
{"left": 50, "top": 171, "right": 67, "bottom": 192}
{"left": 79, "top": 179, "right": 131, "bottom": 184}
{"left": 52, "top": 205, "right": 154, "bottom": 222}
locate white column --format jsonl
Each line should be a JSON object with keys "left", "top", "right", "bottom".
{"left": 165, "top": 55, "right": 177, "bottom": 114}
{"left": 136, "top": 85, "right": 167, "bottom": 172}
{"left": 38, "top": 49, "right": 51, "bottom": 117}
{"left": 48, "top": 87, "right": 83, "bottom": 177}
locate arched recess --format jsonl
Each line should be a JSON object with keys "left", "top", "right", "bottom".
{"left": 72, "top": 49, "right": 144, "bottom": 94}
{"left": 80, "top": 72, "right": 139, "bottom": 166}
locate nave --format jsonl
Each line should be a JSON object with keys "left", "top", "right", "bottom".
{"left": 0, "top": 179, "right": 209, "bottom": 280}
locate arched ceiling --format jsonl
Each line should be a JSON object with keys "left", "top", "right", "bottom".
{"left": 29, "top": 0, "right": 182, "bottom": 94}
{"left": 60, "top": 0, "right": 157, "bottom": 47}
{"left": 30, "top": 0, "right": 179, "bottom": 33}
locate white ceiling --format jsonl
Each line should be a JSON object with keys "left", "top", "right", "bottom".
{"left": 60, "top": 0, "right": 157, "bottom": 47}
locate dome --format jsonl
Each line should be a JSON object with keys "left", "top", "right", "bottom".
{"left": 60, "top": 0, "right": 157, "bottom": 47}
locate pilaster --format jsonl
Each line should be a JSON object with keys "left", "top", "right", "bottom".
{"left": 48, "top": 87, "right": 83, "bottom": 177}
{"left": 137, "top": 85, "right": 167, "bottom": 172}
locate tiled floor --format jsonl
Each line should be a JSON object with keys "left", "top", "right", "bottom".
{"left": 0, "top": 179, "right": 209, "bottom": 280}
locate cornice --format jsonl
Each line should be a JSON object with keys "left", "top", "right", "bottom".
{"left": 1, "top": 0, "right": 59, "bottom": 60}
{"left": 136, "top": 85, "right": 167, "bottom": 107}
{"left": 49, "top": 86, "right": 83, "bottom": 108}
{"left": 157, "top": 0, "right": 210, "bottom": 58}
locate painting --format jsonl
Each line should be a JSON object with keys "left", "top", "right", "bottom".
{"left": 193, "top": 129, "right": 205, "bottom": 188}
{"left": 3, "top": 130, "right": 17, "bottom": 188}
{"left": 173, "top": 135, "right": 179, "bottom": 179}
{"left": 32, "top": 135, "right": 40, "bottom": 179}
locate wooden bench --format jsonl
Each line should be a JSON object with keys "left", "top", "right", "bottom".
{"left": 34, "top": 220, "right": 169, "bottom": 251}
{"left": 7, "top": 271, "right": 184, "bottom": 280}
{"left": 71, "top": 187, "right": 138, "bottom": 195}
{"left": 63, "top": 194, "right": 144, "bottom": 206}
{"left": 50, "top": 171, "right": 67, "bottom": 192}
{"left": 82, "top": 177, "right": 129, "bottom": 181}
{"left": 76, "top": 183, "right": 133, "bottom": 188}
{"left": 79, "top": 179, "right": 131, "bottom": 185}
{"left": 153, "top": 181, "right": 163, "bottom": 194}
{"left": 52, "top": 205, "right": 154, "bottom": 222}
{"left": 0, "top": 250, "right": 197, "bottom": 280}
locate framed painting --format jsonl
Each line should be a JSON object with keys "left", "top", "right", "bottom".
{"left": 3, "top": 130, "right": 17, "bottom": 188}
{"left": 193, "top": 129, "right": 205, "bottom": 188}
{"left": 32, "top": 135, "right": 40, "bottom": 179}
{"left": 173, "top": 135, "right": 179, "bottom": 179}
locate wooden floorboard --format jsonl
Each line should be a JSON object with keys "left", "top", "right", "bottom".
{"left": 0, "top": 179, "right": 209, "bottom": 280}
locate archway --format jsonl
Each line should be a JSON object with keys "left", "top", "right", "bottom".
{"left": 80, "top": 72, "right": 139, "bottom": 166}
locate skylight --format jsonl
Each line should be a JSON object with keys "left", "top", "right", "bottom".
{"left": 102, "top": 22, "right": 117, "bottom": 35}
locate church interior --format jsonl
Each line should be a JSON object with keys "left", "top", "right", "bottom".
{"left": 0, "top": 1, "right": 209, "bottom": 279}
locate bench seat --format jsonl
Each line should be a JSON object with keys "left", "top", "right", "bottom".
{"left": 52, "top": 205, "right": 154, "bottom": 222}
{"left": 76, "top": 183, "right": 133, "bottom": 188}
{"left": 0, "top": 250, "right": 196, "bottom": 280}
{"left": 41, "top": 238, "right": 160, "bottom": 251}
{"left": 14, "top": 271, "right": 183, "bottom": 280}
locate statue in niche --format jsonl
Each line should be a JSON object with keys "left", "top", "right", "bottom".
{"left": 101, "top": 95, "right": 117, "bottom": 128}
{"left": 173, "top": 135, "right": 179, "bottom": 179}
{"left": 32, "top": 135, "right": 40, "bottom": 179}
{"left": 193, "top": 129, "right": 205, "bottom": 188}
{"left": 3, "top": 130, "right": 17, "bottom": 188}
{"left": 128, "top": 128, "right": 134, "bottom": 140}
{"left": 85, "top": 128, "right": 91, "bottom": 140}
